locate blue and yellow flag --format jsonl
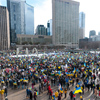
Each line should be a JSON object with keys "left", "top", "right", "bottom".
{"left": 52, "top": 95, "right": 55, "bottom": 100}
{"left": 35, "top": 73, "right": 38, "bottom": 76}
{"left": 60, "top": 88, "right": 63, "bottom": 93}
{"left": 73, "top": 87, "right": 82, "bottom": 94}
{"left": 1, "top": 80, "right": 4, "bottom": 83}
{"left": 73, "top": 67, "right": 76, "bottom": 73}
{"left": 84, "top": 63, "right": 86, "bottom": 67}
{"left": 58, "top": 71, "right": 61, "bottom": 76}
{"left": 89, "top": 69, "right": 92, "bottom": 73}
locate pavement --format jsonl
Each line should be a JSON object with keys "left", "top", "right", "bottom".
{"left": 1, "top": 69, "right": 100, "bottom": 100}
{"left": 7, "top": 82, "right": 100, "bottom": 100}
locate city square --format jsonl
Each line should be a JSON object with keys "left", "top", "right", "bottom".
{"left": 0, "top": 0, "right": 100, "bottom": 100}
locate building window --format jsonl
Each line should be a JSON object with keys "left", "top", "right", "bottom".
{"left": 13, "top": 5, "right": 15, "bottom": 12}
{"left": 47, "top": 23, "right": 50, "bottom": 27}
{"left": 14, "top": 24, "right": 16, "bottom": 30}
{"left": 14, "top": 14, "right": 16, "bottom": 21}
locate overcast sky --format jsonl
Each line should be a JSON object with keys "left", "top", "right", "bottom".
{"left": 0, "top": 0, "right": 100, "bottom": 37}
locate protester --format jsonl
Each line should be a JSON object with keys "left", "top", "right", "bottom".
{"left": 0, "top": 50, "right": 100, "bottom": 100}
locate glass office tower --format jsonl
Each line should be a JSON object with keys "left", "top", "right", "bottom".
{"left": 47, "top": 19, "right": 52, "bottom": 36}
{"left": 25, "top": 3, "right": 34, "bottom": 35}
{"left": 7, "top": 0, "right": 34, "bottom": 43}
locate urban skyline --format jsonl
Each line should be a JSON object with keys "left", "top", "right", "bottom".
{"left": 0, "top": 0, "right": 100, "bottom": 37}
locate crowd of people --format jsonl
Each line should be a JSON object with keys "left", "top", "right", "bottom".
{"left": 0, "top": 51, "right": 100, "bottom": 100}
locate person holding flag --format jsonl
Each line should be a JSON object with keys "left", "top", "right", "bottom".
{"left": 55, "top": 90, "right": 58, "bottom": 98}
{"left": 64, "top": 88, "right": 67, "bottom": 98}
{"left": 52, "top": 93, "right": 55, "bottom": 100}
{"left": 60, "top": 87, "right": 63, "bottom": 96}
{"left": 69, "top": 91, "right": 73, "bottom": 100}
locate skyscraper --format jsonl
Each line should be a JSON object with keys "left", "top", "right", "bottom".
{"left": 79, "top": 12, "right": 85, "bottom": 39}
{"left": 25, "top": 3, "right": 34, "bottom": 35}
{"left": 7, "top": 0, "right": 34, "bottom": 44}
{"left": 0, "top": 6, "right": 10, "bottom": 50}
{"left": 98, "top": 32, "right": 100, "bottom": 35}
{"left": 52, "top": 0, "right": 80, "bottom": 48}
{"left": 79, "top": 12, "right": 85, "bottom": 28}
{"left": 36, "top": 25, "right": 47, "bottom": 35}
{"left": 89, "top": 30, "right": 96, "bottom": 38}
{"left": 47, "top": 19, "right": 52, "bottom": 36}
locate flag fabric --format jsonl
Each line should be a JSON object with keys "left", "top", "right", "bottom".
{"left": 52, "top": 95, "right": 55, "bottom": 100}
{"left": 35, "top": 73, "right": 38, "bottom": 76}
{"left": 73, "top": 87, "right": 82, "bottom": 94}
{"left": 58, "top": 71, "right": 61, "bottom": 76}
{"left": 1, "top": 80, "right": 4, "bottom": 83}
{"left": 36, "top": 92, "right": 38, "bottom": 95}
{"left": 84, "top": 63, "right": 86, "bottom": 67}
{"left": 58, "top": 66, "right": 61, "bottom": 69}
{"left": 89, "top": 69, "right": 92, "bottom": 72}
{"left": 65, "top": 78, "right": 69, "bottom": 83}
{"left": 60, "top": 88, "right": 63, "bottom": 93}
{"left": 76, "top": 69, "right": 79, "bottom": 72}
{"left": 73, "top": 67, "right": 76, "bottom": 73}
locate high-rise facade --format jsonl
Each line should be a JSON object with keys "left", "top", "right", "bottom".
{"left": 98, "top": 32, "right": 100, "bottom": 35}
{"left": 89, "top": 30, "right": 96, "bottom": 38}
{"left": 0, "top": 6, "right": 10, "bottom": 50}
{"left": 52, "top": 0, "right": 80, "bottom": 48}
{"left": 47, "top": 19, "right": 52, "bottom": 36}
{"left": 79, "top": 12, "right": 85, "bottom": 28}
{"left": 36, "top": 25, "right": 47, "bottom": 35}
{"left": 79, "top": 12, "right": 85, "bottom": 39}
{"left": 25, "top": 3, "right": 34, "bottom": 35}
{"left": 7, "top": 0, "right": 34, "bottom": 44}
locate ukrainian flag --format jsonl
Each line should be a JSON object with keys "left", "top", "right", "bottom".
{"left": 60, "top": 88, "right": 63, "bottom": 93}
{"left": 52, "top": 95, "right": 55, "bottom": 100}
{"left": 73, "top": 87, "right": 82, "bottom": 94}
{"left": 58, "top": 71, "right": 61, "bottom": 76}
{"left": 35, "top": 73, "right": 38, "bottom": 76}
{"left": 84, "top": 63, "right": 86, "bottom": 67}
{"left": 1, "top": 80, "right": 4, "bottom": 83}
{"left": 89, "top": 69, "right": 92, "bottom": 72}
{"left": 20, "top": 78, "right": 23, "bottom": 82}
{"left": 66, "top": 72, "right": 68, "bottom": 75}
{"left": 73, "top": 67, "right": 76, "bottom": 73}
{"left": 23, "top": 78, "right": 26, "bottom": 82}
{"left": 13, "top": 82, "right": 17, "bottom": 85}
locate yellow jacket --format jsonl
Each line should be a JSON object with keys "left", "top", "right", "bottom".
{"left": 0, "top": 90, "right": 4, "bottom": 94}
{"left": 55, "top": 91, "right": 58, "bottom": 97}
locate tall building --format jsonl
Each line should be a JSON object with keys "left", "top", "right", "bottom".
{"left": 89, "top": 30, "right": 96, "bottom": 38}
{"left": 36, "top": 25, "right": 47, "bottom": 35}
{"left": 91, "top": 35, "right": 100, "bottom": 41}
{"left": 25, "top": 3, "right": 34, "bottom": 35}
{"left": 47, "top": 19, "right": 52, "bottom": 36}
{"left": 79, "top": 12, "right": 85, "bottom": 39}
{"left": 7, "top": 0, "right": 34, "bottom": 44}
{"left": 0, "top": 6, "right": 10, "bottom": 50}
{"left": 98, "top": 32, "right": 100, "bottom": 35}
{"left": 79, "top": 12, "right": 85, "bottom": 28}
{"left": 52, "top": 0, "right": 80, "bottom": 48}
